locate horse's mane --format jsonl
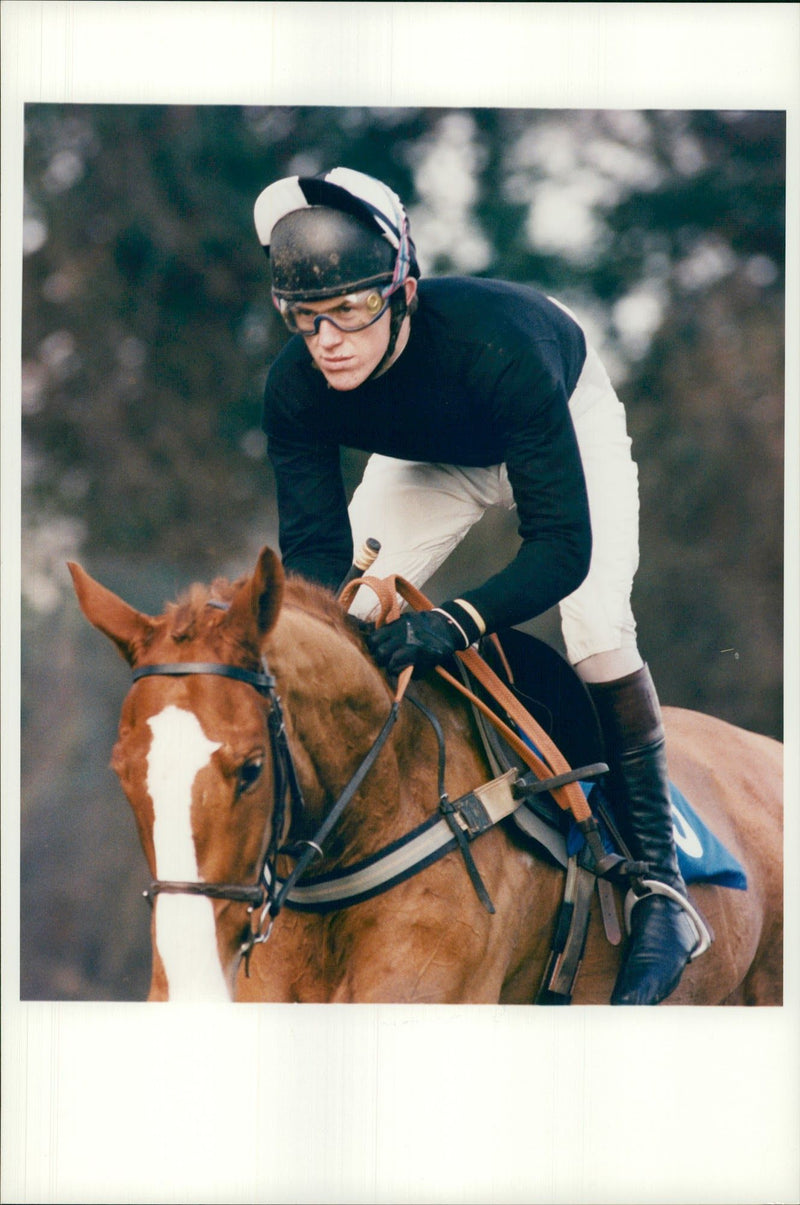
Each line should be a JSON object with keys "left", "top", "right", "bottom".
{"left": 160, "top": 570, "right": 363, "bottom": 651}
{"left": 282, "top": 573, "right": 358, "bottom": 636}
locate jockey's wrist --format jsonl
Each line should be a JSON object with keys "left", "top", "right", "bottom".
{"left": 453, "top": 598, "right": 486, "bottom": 638}
{"left": 434, "top": 599, "right": 485, "bottom": 649}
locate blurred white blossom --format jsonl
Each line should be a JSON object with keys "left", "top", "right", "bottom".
{"left": 22, "top": 515, "right": 87, "bottom": 615}
{"left": 407, "top": 113, "right": 491, "bottom": 274}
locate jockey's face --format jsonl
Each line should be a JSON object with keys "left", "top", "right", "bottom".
{"left": 300, "top": 278, "right": 417, "bottom": 391}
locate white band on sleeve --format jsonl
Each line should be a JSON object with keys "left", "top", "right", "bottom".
{"left": 454, "top": 598, "right": 486, "bottom": 636}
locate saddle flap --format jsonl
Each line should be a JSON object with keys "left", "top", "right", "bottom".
{"left": 479, "top": 629, "right": 605, "bottom": 770}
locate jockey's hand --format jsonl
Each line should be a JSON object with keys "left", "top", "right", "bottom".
{"left": 366, "top": 609, "right": 469, "bottom": 678}
{"left": 346, "top": 614, "right": 376, "bottom": 640}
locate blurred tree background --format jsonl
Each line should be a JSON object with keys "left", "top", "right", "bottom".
{"left": 20, "top": 105, "right": 785, "bottom": 1000}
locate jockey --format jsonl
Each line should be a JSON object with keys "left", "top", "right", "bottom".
{"left": 254, "top": 166, "right": 702, "bottom": 1006}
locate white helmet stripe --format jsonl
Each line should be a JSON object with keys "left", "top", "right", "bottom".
{"left": 253, "top": 175, "right": 306, "bottom": 248}
{"left": 254, "top": 167, "right": 407, "bottom": 252}
{"left": 324, "top": 167, "right": 405, "bottom": 245}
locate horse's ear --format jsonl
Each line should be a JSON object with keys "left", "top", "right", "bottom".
{"left": 68, "top": 561, "right": 156, "bottom": 665}
{"left": 227, "top": 546, "right": 284, "bottom": 647}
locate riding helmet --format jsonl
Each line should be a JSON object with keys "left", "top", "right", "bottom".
{"left": 254, "top": 167, "right": 419, "bottom": 303}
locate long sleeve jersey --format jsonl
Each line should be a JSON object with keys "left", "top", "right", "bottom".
{"left": 262, "top": 276, "right": 592, "bottom": 635}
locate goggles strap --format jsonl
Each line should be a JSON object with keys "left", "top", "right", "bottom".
{"left": 366, "top": 289, "right": 408, "bottom": 382}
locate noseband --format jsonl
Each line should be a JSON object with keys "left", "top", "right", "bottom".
{"left": 131, "top": 650, "right": 405, "bottom": 958}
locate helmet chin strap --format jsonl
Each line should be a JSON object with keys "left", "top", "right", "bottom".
{"left": 368, "top": 291, "right": 408, "bottom": 381}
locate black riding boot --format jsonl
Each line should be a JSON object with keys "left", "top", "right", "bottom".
{"left": 588, "top": 665, "right": 700, "bottom": 1005}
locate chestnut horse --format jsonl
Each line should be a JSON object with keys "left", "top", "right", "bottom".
{"left": 68, "top": 547, "right": 783, "bottom": 1004}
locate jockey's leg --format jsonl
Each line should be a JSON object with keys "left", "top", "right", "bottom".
{"left": 582, "top": 662, "right": 698, "bottom": 1005}
{"left": 562, "top": 346, "right": 699, "bottom": 1005}
{"left": 346, "top": 457, "right": 512, "bottom": 622}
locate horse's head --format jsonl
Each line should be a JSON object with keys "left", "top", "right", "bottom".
{"left": 69, "top": 547, "right": 288, "bottom": 1001}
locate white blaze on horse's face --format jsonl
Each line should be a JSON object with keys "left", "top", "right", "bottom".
{"left": 146, "top": 704, "right": 229, "bottom": 1001}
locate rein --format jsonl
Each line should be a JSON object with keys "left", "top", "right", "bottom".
{"left": 268, "top": 670, "right": 411, "bottom": 914}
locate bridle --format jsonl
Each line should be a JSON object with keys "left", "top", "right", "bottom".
{"left": 131, "top": 652, "right": 405, "bottom": 961}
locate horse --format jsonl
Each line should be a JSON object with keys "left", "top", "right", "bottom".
{"left": 68, "top": 546, "right": 784, "bottom": 1004}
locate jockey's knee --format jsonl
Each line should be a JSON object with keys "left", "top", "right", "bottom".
{"left": 574, "top": 646, "right": 644, "bottom": 684}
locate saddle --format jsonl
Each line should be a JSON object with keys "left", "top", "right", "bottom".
{"left": 480, "top": 628, "right": 606, "bottom": 771}
{"left": 470, "top": 627, "right": 607, "bottom": 860}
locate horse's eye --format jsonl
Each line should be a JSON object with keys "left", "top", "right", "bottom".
{"left": 237, "top": 758, "right": 264, "bottom": 794}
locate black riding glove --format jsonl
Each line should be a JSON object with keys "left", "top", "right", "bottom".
{"left": 366, "top": 604, "right": 481, "bottom": 679}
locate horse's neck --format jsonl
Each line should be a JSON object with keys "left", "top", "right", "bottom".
{"left": 268, "top": 608, "right": 416, "bottom": 858}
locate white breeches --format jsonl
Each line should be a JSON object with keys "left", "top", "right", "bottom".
{"left": 347, "top": 343, "right": 643, "bottom": 682}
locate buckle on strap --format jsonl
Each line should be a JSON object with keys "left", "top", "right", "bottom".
{"left": 445, "top": 769, "right": 520, "bottom": 837}
{"left": 623, "top": 879, "right": 713, "bottom": 960}
{"left": 436, "top": 770, "right": 521, "bottom": 915}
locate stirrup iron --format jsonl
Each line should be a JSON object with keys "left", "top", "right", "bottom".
{"left": 623, "top": 879, "right": 713, "bottom": 960}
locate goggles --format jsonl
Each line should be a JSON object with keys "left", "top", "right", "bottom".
{"left": 276, "top": 285, "right": 398, "bottom": 336}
